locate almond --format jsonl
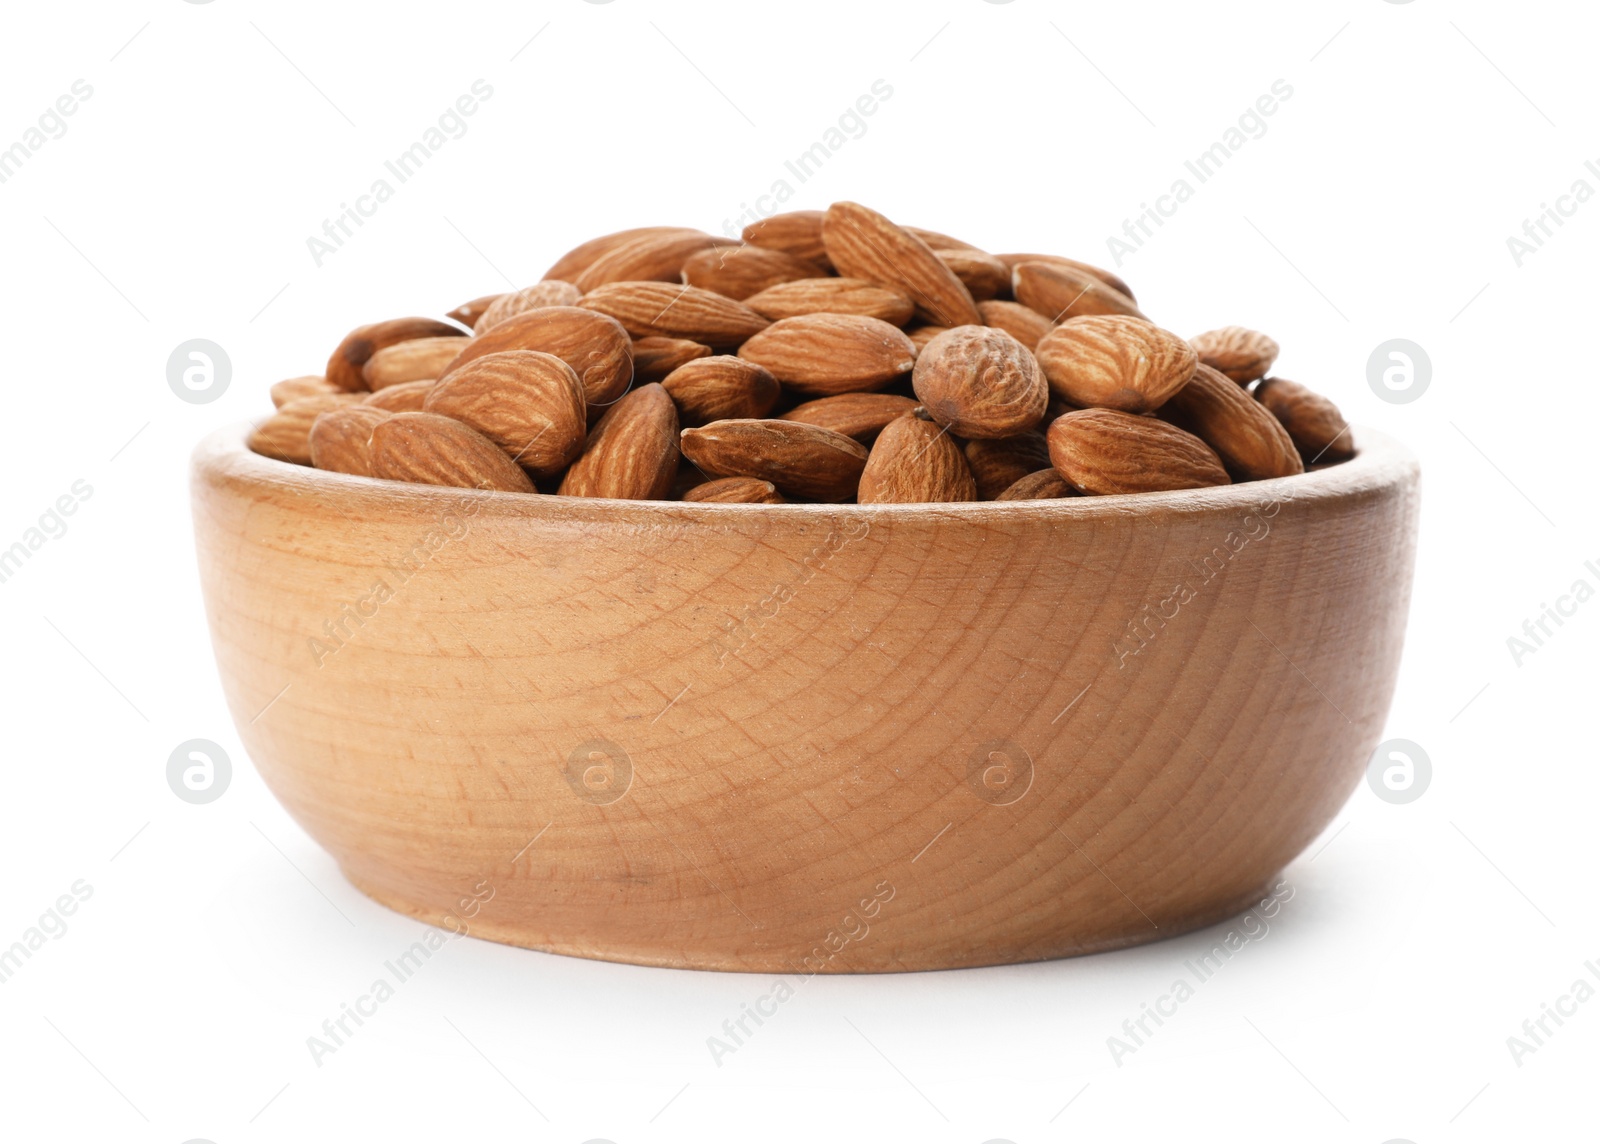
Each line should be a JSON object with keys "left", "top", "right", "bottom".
{"left": 370, "top": 412, "right": 537, "bottom": 493}
{"left": 857, "top": 411, "right": 977, "bottom": 504}
{"left": 441, "top": 306, "right": 633, "bottom": 409}
{"left": 681, "top": 477, "right": 786, "bottom": 504}
{"left": 821, "top": 202, "right": 983, "bottom": 327}
{"left": 964, "top": 434, "right": 1053, "bottom": 499}
{"left": 1190, "top": 326, "right": 1279, "bottom": 384}
{"left": 661, "top": 356, "right": 780, "bottom": 425}
{"left": 1012, "top": 262, "right": 1147, "bottom": 322}
{"left": 906, "top": 325, "right": 951, "bottom": 352}
{"left": 1047, "top": 408, "right": 1229, "bottom": 495}
{"left": 1035, "top": 316, "right": 1197, "bottom": 413}
{"left": 1158, "top": 363, "right": 1303, "bottom": 481}
{"left": 978, "top": 300, "right": 1054, "bottom": 350}
{"left": 906, "top": 226, "right": 980, "bottom": 252}
{"left": 363, "top": 379, "right": 434, "bottom": 413}
{"left": 742, "top": 210, "right": 831, "bottom": 270}
{"left": 744, "top": 277, "right": 915, "bottom": 326}
{"left": 574, "top": 230, "right": 738, "bottom": 292}
{"left": 271, "top": 375, "right": 339, "bottom": 408}
{"left": 558, "top": 383, "right": 680, "bottom": 500}
{"left": 577, "top": 281, "right": 770, "bottom": 346}
{"left": 778, "top": 393, "right": 919, "bottom": 443}
{"left": 249, "top": 394, "right": 363, "bottom": 464}
{"left": 363, "top": 337, "right": 469, "bottom": 389}
{"left": 680, "top": 419, "right": 867, "bottom": 502}
{"left": 912, "top": 325, "right": 1047, "bottom": 439}
{"left": 681, "top": 245, "right": 818, "bottom": 300}
{"left": 325, "top": 317, "right": 466, "bottom": 392}
{"left": 309, "top": 405, "right": 391, "bottom": 477}
{"left": 543, "top": 226, "right": 702, "bottom": 283}
{"left": 447, "top": 293, "right": 501, "bottom": 329}
{"left": 632, "top": 336, "right": 713, "bottom": 382}
{"left": 936, "top": 247, "right": 1011, "bottom": 302}
{"left": 1254, "top": 377, "right": 1354, "bottom": 464}
{"left": 423, "top": 350, "right": 587, "bottom": 477}
{"left": 995, "top": 469, "right": 1078, "bottom": 501}
{"left": 995, "top": 253, "right": 1136, "bottom": 303}
{"left": 736, "top": 314, "right": 915, "bottom": 397}
{"left": 473, "top": 281, "right": 583, "bottom": 333}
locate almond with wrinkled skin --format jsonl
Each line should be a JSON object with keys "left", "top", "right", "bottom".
{"left": 423, "top": 350, "right": 587, "bottom": 477}
{"left": 448, "top": 293, "right": 501, "bottom": 329}
{"left": 1013, "top": 262, "right": 1147, "bottom": 322}
{"left": 964, "top": 434, "right": 1053, "bottom": 499}
{"left": 906, "top": 325, "right": 950, "bottom": 352}
{"left": 250, "top": 394, "right": 363, "bottom": 464}
{"left": 632, "top": 336, "right": 713, "bottom": 382}
{"left": 543, "top": 226, "right": 700, "bottom": 283}
{"left": 936, "top": 248, "right": 1011, "bottom": 302}
{"left": 661, "top": 356, "right": 780, "bottom": 425}
{"left": 680, "top": 419, "right": 867, "bottom": 502}
{"left": 1190, "top": 326, "right": 1279, "bottom": 384}
{"left": 995, "top": 469, "right": 1078, "bottom": 501}
{"left": 1035, "top": 316, "right": 1197, "bottom": 413}
{"left": 995, "top": 253, "right": 1136, "bottom": 303}
{"left": 578, "top": 281, "right": 769, "bottom": 346}
{"left": 778, "top": 392, "right": 919, "bottom": 443}
{"left": 681, "top": 246, "right": 818, "bottom": 300}
{"left": 821, "top": 202, "right": 983, "bottom": 327}
{"left": 858, "top": 412, "right": 978, "bottom": 504}
{"left": 737, "top": 314, "right": 915, "bottom": 397}
{"left": 441, "top": 306, "right": 632, "bottom": 409}
{"left": 744, "top": 278, "right": 914, "bottom": 326}
{"left": 370, "top": 412, "right": 537, "bottom": 493}
{"left": 1255, "top": 377, "right": 1354, "bottom": 463}
{"left": 1159, "top": 363, "right": 1303, "bottom": 481}
{"left": 473, "top": 281, "right": 583, "bottom": 333}
{"left": 913, "top": 325, "right": 1047, "bottom": 439}
{"left": 364, "top": 379, "right": 433, "bottom": 413}
{"left": 325, "top": 317, "right": 466, "bottom": 392}
{"left": 558, "top": 383, "right": 680, "bottom": 500}
{"left": 1047, "top": 408, "right": 1229, "bottom": 495}
{"left": 574, "top": 230, "right": 738, "bottom": 292}
{"left": 271, "top": 375, "right": 339, "bottom": 408}
{"left": 363, "top": 337, "right": 469, "bottom": 389}
{"left": 310, "top": 405, "right": 391, "bottom": 477}
{"left": 978, "top": 300, "right": 1053, "bottom": 350}
{"left": 742, "top": 210, "right": 831, "bottom": 270}
{"left": 681, "top": 477, "right": 786, "bottom": 504}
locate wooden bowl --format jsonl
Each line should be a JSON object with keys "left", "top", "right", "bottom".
{"left": 192, "top": 424, "right": 1418, "bottom": 973}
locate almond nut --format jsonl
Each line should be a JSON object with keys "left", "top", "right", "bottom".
{"left": 742, "top": 277, "right": 915, "bottom": 326}
{"left": 742, "top": 210, "right": 831, "bottom": 270}
{"left": 912, "top": 325, "right": 1047, "bottom": 439}
{"left": 821, "top": 202, "right": 983, "bottom": 327}
{"left": 936, "top": 247, "right": 1011, "bottom": 302}
{"left": 857, "top": 411, "right": 977, "bottom": 504}
{"left": 1190, "top": 326, "right": 1280, "bottom": 384}
{"left": 578, "top": 281, "right": 769, "bottom": 346}
{"left": 1158, "top": 363, "right": 1303, "bottom": 481}
{"left": 680, "top": 419, "right": 867, "bottom": 502}
{"left": 448, "top": 293, "right": 501, "bottom": 329}
{"left": 473, "top": 281, "right": 583, "bottom": 333}
{"left": 271, "top": 375, "right": 339, "bottom": 408}
{"left": 964, "top": 434, "right": 1053, "bottom": 499}
{"left": 681, "top": 246, "right": 818, "bottom": 300}
{"left": 978, "top": 300, "right": 1054, "bottom": 350}
{"left": 661, "top": 356, "right": 781, "bottom": 425}
{"left": 325, "top": 317, "right": 466, "bottom": 392}
{"left": 681, "top": 477, "right": 786, "bottom": 504}
{"left": 778, "top": 392, "right": 919, "bottom": 443}
{"left": 558, "top": 383, "right": 680, "bottom": 500}
{"left": 543, "top": 226, "right": 703, "bottom": 283}
{"left": 442, "top": 306, "right": 633, "bottom": 409}
{"left": 995, "top": 469, "right": 1078, "bottom": 501}
{"left": 423, "top": 350, "right": 587, "bottom": 477}
{"left": 1034, "top": 316, "right": 1197, "bottom": 413}
{"left": 994, "top": 252, "right": 1136, "bottom": 303}
{"left": 1012, "top": 261, "right": 1147, "bottom": 322}
{"left": 1047, "top": 408, "right": 1230, "bottom": 494}
{"left": 574, "top": 230, "right": 738, "bottom": 292}
{"left": 1254, "top": 377, "right": 1354, "bottom": 463}
{"left": 309, "top": 405, "right": 391, "bottom": 477}
{"left": 369, "top": 412, "right": 537, "bottom": 492}
{"left": 250, "top": 394, "right": 363, "bottom": 464}
{"left": 632, "top": 336, "right": 714, "bottom": 382}
{"left": 363, "top": 337, "right": 470, "bottom": 389}
{"left": 363, "top": 379, "right": 434, "bottom": 413}
{"left": 737, "top": 313, "right": 915, "bottom": 397}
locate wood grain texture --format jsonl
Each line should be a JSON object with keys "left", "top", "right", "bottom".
{"left": 191, "top": 425, "right": 1419, "bottom": 972}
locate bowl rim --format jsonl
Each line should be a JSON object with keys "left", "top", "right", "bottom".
{"left": 194, "top": 421, "right": 1417, "bottom": 526}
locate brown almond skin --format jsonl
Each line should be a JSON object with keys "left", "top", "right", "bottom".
{"left": 906, "top": 226, "right": 980, "bottom": 252}
{"left": 680, "top": 419, "right": 868, "bottom": 503}
{"left": 964, "top": 434, "right": 1053, "bottom": 500}
{"left": 249, "top": 394, "right": 363, "bottom": 464}
{"left": 936, "top": 248, "right": 1011, "bottom": 302}
{"left": 1047, "top": 408, "right": 1230, "bottom": 495}
{"left": 742, "top": 210, "right": 831, "bottom": 270}
{"left": 1159, "top": 363, "right": 1304, "bottom": 481}
{"left": 680, "top": 246, "right": 818, "bottom": 300}
{"left": 978, "top": 300, "right": 1054, "bottom": 350}
{"left": 661, "top": 356, "right": 780, "bottom": 425}
{"left": 574, "top": 230, "right": 738, "bottom": 292}
{"left": 423, "top": 350, "right": 587, "bottom": 478}
{"left": 473, "top": 281, "right": 583, "bottom": 333}
{"left": 1191, "top": 326, "right": 1279, "bottom": 384}
{"left": 995, "top": 469, "right": 1078, "bottom": 501}
{"left": 1035, "top": 316, "right": 1197, "bottom": 413}
{"left": 271, "top": 375, "right": 339, "bottom": 408}
{"left": 858, "top": 412, "right": 977, "bottom": 504}
{"left": 743, "top": 278, "right": 915, "bottom": 326}
{"left": 364, "top": 379, "right": 434, "bottom": 413}
{"left": 631, "top": 336, "right": 713, "bottom": 382}
{"left": 1255, "top": 377, "right": 1355, "bottom": 463}
{"left": 994, "top": 253, "right": 1136, "bottom": 303}
{"left": 821, "top": 202, "right": 983, "bottom": 327}
{"left": 363, "top": 337, "right": 468, "bottom": 389}
{"left": 1012, "top": 262, "right": 1147, "bottom": 323}
{"left": 441, "top": 306, "right": 633, "bottom": 409}
{"left": 912, "top": 325, "right": 1048, "bottom": 439}
{"left": 578, "top": 281, "right": 769, "bottom": 346}
{"left": 543, "top": 226, "right": 701, "bottom": 283}
{"left": 448, "top": 293, "right": 501, "bottom": 329}
{"left": 325, "top": 318, "right": 466, "bottom": 392}
{"left": 310, "top": 406, "right": 391, "bottom": 477}
{"left": 906, "top": 325, "right": 951, "bottom": 353}
{"left": 558, "top": 383, "right": 680, "bottom": 500}
{"left": 737, "top": 314, "right": 916, "bottom": 397}
{"left": 779, "top": 393, "right": 919, "bottom": 444}
{"left": 681, "top": 477, "right": 786, "bottom": 504}
{"left": 369, "top": 412, "right": 537, "bottom": 493}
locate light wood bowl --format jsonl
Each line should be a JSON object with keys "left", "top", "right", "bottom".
{"left": 192, "top": 424, "right": 1418, "bottom": 973}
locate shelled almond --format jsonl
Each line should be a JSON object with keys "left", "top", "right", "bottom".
{"left": 251, "top": 201, "right": 1356, "bottom": 502}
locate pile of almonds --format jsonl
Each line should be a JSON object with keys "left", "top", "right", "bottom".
{"left": 251, "top": 202, "right": 1354, "bottom": 505}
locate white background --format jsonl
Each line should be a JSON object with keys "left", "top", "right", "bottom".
{"left": 1, "top": 1, "right": 1596, "bottom": 1141}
